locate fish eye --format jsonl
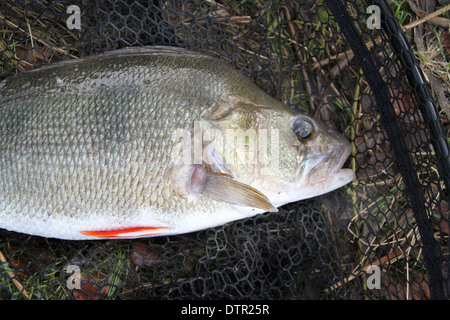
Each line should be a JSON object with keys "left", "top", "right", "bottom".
{"left": 293, "top": 116, "right": 315, "bottom": 142}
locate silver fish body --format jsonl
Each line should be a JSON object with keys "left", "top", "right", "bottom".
{"left": 0, "top": 47, "right": 354, "bottom": 239}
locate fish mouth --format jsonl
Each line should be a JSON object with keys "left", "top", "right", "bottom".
{"left": 308, "top": 142, "right": 352, "bottom": 186}
{"left": 335, "top": 142, "right": 352, "bottom": 172}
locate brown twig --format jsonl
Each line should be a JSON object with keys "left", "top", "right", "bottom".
{"left": 403, "top": 4, "right": 450, "bottom": 31}
{"left": 0, "top": 249, "right": 32, "bottom": 300}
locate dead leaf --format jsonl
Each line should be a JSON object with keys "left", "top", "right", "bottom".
{"left": 72, "top": 272, "right": 121, "bottom": 300}
{"left": 390, "top": 88, "right": 424, "bottom": 127}
{"left": 441, "top": 30, "right": 450, "bottom": 53}
{"left": 380, "top": 269, "right": 430, "bottom": 300}
{"left": 420, "top": 0, "right": 437, "bottom": 13}
{"left": 427, "top": 16, "right": 450, "bottom": 27}
{"left": 132, "top": 242, "right": 166, "bottom": 268}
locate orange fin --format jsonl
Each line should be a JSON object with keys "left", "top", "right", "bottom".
{"left": 80, "top": 226, "right": 169, "bottom": 239}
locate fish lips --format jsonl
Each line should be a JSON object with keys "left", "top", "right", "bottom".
{"left": 308, "top": 141, "right": 353, "bottom": 186}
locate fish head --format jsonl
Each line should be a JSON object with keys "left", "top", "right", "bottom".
{"left": 204, "top": 101, "right": 355, "bottom": 209}
{"left": 256, "top": 105, "right": 355, "bottom": 207}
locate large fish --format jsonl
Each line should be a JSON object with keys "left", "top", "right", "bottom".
{"left": 0, "top": 46, "right": 354, "bottom": 240}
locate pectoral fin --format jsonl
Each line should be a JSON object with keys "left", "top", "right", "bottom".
{"left": 205, "top": 172, "right": 278, "bottom": 212}
{"left": 190, "top": 166, "right": 277, "bottom": 212}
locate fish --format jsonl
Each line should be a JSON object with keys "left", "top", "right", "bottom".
{"left": 0, "top": 46, "right": 355, "bottom": 240}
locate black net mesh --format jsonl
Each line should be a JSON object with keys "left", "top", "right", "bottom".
{"left": 0, "top": 0, "right": 449, "bottom": 300}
